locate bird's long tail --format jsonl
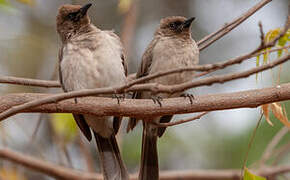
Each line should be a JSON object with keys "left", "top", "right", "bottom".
{"left": 94, "top": 132, "right": 129, "bottom": 180}
{"left": 139, "top": 123, "right": 159, "bottom": 180}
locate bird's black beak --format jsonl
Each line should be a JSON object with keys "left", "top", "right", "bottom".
{"left": 183, "top": 17, "right": 195, "bottom": 28}
{"left": 79, "top": 3, "right": 92, "bottom": 16}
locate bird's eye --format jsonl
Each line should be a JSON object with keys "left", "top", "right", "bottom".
{"left": 67, "top": 12, "right": 79, "bottom": 21}
{"left": 169, "top": 23, "right": 176, "bottom": 29}
{"left": 67, "top": 13, "right": 75, "bottom": 20}
{"left": 174, "top": 21, "right": 182, "bottom": 26}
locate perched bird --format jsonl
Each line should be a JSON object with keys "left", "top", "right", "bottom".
{"left": 128, "top": 16, "right": 199, "bottom": 180}
{"left": 56, "top": 4, "right": 129, "bottom": 180}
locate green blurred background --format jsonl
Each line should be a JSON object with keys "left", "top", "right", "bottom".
{"left": 0, "top": 0, "right": 289, "bottom": 179}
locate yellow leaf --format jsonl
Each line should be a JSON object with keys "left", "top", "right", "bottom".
{"left": 118, "top": 0, "right": 132, "bottom": 14}
{"left": 244, "top": 168, "right": 266, "bottom": 180}
{"left": 265, "top": 28, "right": 281, "bottom": 43}
{"left": 270, "top": 103, "right": 290, "bottom": 128}
{"left": 261, "top": 104, "right": 273, "bottom": 126}
{"left": 50, "top": 113, "right": 77, "bottom": 142}
{"left": 0, "top": 168, "right": 27, "bottom": 180}
{"left": 262, "top": 48, "right": 269, "bottom": 64}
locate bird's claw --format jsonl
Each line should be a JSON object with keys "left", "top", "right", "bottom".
{"left": 181, "top": 93, "right": 195, "bottom": 104}
{"left": 151, "top": 95, "right": 163, "bottom": 107}
{"left": 112, "top": 94, "right": 125, "bottom": 105}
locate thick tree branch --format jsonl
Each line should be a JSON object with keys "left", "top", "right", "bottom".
{"left": 0, "top": 82, "right": 290, "bottom": 120}
{"left": 1, "top": 148, "right": 289, "bottom": 180}
{"left": 0, "top": 53, "right": 288, "bottom": 121}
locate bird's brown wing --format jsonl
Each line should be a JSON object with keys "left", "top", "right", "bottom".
{"left": 58, "top": 45, "right": 92, "bottom": 141}
{"left": 127, "top": 38, "right": 158, "bottom": 132}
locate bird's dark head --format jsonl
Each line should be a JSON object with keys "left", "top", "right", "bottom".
{"left": 156, "top": 16, "right": 195, "bottom": 38}
{"left": 56, "top": 3, "right": 92, "bottom": 42}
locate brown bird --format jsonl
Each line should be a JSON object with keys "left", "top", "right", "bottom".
{"left": 57, "top": 4, "right": 129, "bottom": 180}
{"left": 128, "top": 16, "right": 199, "bottom": 180}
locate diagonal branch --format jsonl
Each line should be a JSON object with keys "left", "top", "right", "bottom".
{"left": 0, "top": 148, "right": 101, "bottom": 180}
{"left": 198, "top": 0, "right": 272, "bottom": 50}
{"left": 129, "top": 53, "right": 290, "bottom": 94}
{"left": 152, "top": 112, "right": 209, "bottom": 127}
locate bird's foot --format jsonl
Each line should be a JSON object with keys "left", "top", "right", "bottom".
{"left": 112, "top": 94, "right": 125, "bottom": 105}
{"left": 181, "top": 93, "right": 195, "bottom": 104}
{"left": 151, "top": 95, "right": 163, "bottom": 107}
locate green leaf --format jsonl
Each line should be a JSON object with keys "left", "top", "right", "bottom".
{"left": 244, "top": 168, "right": 266, "bottom": 180}
{"left": 263, "top": 48, "right": 269, "bottom": 64}
{"left": 277, "top": 34, "right": 289, "bottom": 57}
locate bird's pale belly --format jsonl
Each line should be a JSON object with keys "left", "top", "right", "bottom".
{"left": 61, "top": 56, "right": 126, "bottom": 93}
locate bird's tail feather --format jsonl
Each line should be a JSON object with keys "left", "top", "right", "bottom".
{"left": 139, "top": 124, "right": 159, "bottom": 180}
{"left": 94, "top": 132, "right": 129, "bottom": 180}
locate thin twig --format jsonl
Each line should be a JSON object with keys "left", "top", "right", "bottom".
{"left": 240, "top": 113, "right": 263, "bottom": 180}
{"left": 152, "top": 112, "right": 209, "bottom": 127}
{"left": 259, "top": 22, "right": 265, "bottom": 47}
{"left": 198, "top": 0, "right": 272, "bottom": 50}
{"left": 0, "top": 76, "right": 60, "bottom": 88}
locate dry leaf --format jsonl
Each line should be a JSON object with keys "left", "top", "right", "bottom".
{"left": 261, "top": 104, "right": 273, "bottom": 126}
{"left": 270, "top": 103, "right": 290, "bottom": 128}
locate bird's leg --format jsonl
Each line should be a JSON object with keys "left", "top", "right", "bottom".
{"left": 112, "top": 93, "right": 125, "bottom": 105}
{"left": 180, "top": 92, "right": 195, "bottom": 104}
{"left": 74, "top": 98, "right": 78, "bottom": 104}
{"left": 151, "top": 95, "right": 163, "bottom": 107}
